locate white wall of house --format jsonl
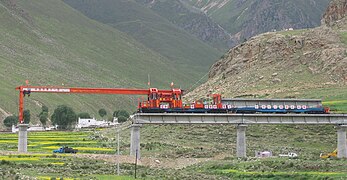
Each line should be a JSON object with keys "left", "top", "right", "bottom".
{"left": 76, "top": 117, "right": 119, "bottom": 128}
{"left": 12, "top": 125, "right": 55, "bottom": 133}
{"left": 11, "top": 117, "right": 120, "bottom": 132}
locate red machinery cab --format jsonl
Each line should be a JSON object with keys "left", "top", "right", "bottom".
{"left": 324, "top": 107, "right": 330, "bottom": 114}
{"left": 138, "top": 88, "right": 160, "bottom": 109}
{"left": 212, "top": 94, "right": 223, "bottom": 109}
{"left": 138, "top": 88, "right": 183, "bottom": 110}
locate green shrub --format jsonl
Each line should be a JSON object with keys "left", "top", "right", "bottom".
{"left": 117, "top": 116, "right": 128, "bottom": 123}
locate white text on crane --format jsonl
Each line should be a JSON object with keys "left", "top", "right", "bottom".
{"left": 22, "top": 88, "right": 70, "bottom": 92}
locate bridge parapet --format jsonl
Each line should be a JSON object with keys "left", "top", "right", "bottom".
{"left": 134, "top": 113, "right": 347, "bottom": 125}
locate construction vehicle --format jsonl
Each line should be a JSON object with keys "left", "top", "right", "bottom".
{"left": 15, "top": 86, "right": 183, "bottom": 123}
{"left": 53, "top": 146, "right": 78, "bottom": 154}
{"left": 320, "top": 149, "right": 337, "bottom": 158}
{"left": 15, "top": 85, "right": 330, "bottom": 124}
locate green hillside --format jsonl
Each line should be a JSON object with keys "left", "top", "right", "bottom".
{"left": 62, "top": 0, "right": 222, "bottom": 72}
{"left": 0, "top": 0, "right": 214, "bottom": 124}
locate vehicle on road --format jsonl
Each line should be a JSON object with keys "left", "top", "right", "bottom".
{"left": 53, "top": 146, "right": 78, "bottom": 154}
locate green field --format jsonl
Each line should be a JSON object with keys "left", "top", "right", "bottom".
{"left": 1, "top": 124, "right": 347, "bottom": 179}
{"left": 0, "top": 131, "right": 116, "bottom": 154}
{"left": 198, "top": 158, "right": 347, "bottom": 179}
{"left": 0, "top": 130, "right": 135, "bottom": 179}
{"left": 0, "top": 153, "right": 135, "bottom": 179}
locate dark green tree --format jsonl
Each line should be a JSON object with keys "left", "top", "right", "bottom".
{"left": 117, "top": 110, "right": 129, "bottom": 118}
{"left": 112, "top": 110, "right": 119, "bottom": 117}
{"left": 39, "top": 112, "right": 48, "bottom": 128}
{"left": 3, "top": 116, "right": 18, "bottom": 128}
{"left": 98, "top": 108, "right": 107, "bottom": 118}
{"left": 23, "top": 109, "right": 30, "bottom": 124}
{"left": 41, "top": 105, "right": 48, "bottom": 113}
{"left": 51, "top": 105, "right": 77, "bottom": 130}
{"left": 38, "top": 105, "right": 49, "bottom": 127}
{"left": 77, "top": 112, "right": 91, "bottom": 119}
{"left": 117, "top": 116, "right": 128, "bottom": 123}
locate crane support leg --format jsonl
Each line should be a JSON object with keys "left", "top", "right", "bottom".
{"left": 337, "top": 125, "right": 347, "bottom": 158}
{"left": 236, "top": 124, "right": 247, "bottom": 158}
{"left": 18, "top": 124, "right": 29, "bottom": 152}
{"left": 19, "top": 90, "right": 24, "bottom": 123}
{"left": 130, "top": 124, "right": 142, "bottom": 159}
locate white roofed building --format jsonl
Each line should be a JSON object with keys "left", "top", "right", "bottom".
{"left": 76, "top": 117, "right": 119, "bottom": 128}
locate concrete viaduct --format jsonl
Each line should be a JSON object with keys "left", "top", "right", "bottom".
{"left": 130, "top": 113, "right": 347, "bottom": 158}
{"left": 17, "top": 113, "right": 347, "bottom": 158}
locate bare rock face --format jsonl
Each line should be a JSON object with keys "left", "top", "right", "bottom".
{"left": 322, "top": 0, "right": 347, "bottom": 26}
{"left": 209, "top": 28, "right": 346, "bottom": 81}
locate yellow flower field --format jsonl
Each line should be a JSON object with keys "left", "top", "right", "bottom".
{"left": 0, "top": 156, "right": 40, "bottom": 161}
{"left": 0, "top": 130, "right": 115, "bottom": 154}
{"left": 50, "top": 162, "right": 65, "bottom": 165}
{"left": 42, "top": 146, "right": 114, "bottom": 151}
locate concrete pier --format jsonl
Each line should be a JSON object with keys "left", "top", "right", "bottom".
{"left": 18, "top": 124, "right": 29, "bottom": 153}
{"left": 130, "top": 124, "right": 142, "bottom": 159}
{"left": 337, "top": 125, "right": 347, "bottom": 158}
{"left": 236, "top": 124, "right": 247, "bottom": 157}
{"left": 134, "top": 113, "right": 347, "bottom": 159}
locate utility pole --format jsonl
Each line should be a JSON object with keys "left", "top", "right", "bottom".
{"left": 117, "top": 125, "right": 120, "bottom": 175}
{"left": 135, "top": 149, "right": 138, "bottom": 179}
{"left": 115, "top": 125, "right": 120, "bottom": 175}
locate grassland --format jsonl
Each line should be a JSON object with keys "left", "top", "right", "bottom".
{"left": 0, "top": 152, "right": 136, "bottom": 179}
{"left": 278, "top": 29, "right": 309, "bottom": 36}
{"left": 195, "top": 158, "right": 347, "bottom": 179}
{"left": 341, "top": 32, "right": 347, "bottom": 45}
{"left": 0, "top": 0, "right": 221, "bottom": 124}
{"left": 62, "top": 0, "right": 222, "bottom": 70}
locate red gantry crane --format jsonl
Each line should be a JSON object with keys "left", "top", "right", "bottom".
{"left": 15, "top": 86, "right": 183, "bottom": 124}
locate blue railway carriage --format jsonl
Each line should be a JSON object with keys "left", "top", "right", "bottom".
{"left": 221, "top": 98, "right": 329, "bottom": 114}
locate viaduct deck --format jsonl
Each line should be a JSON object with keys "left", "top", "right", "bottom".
{"left": 134, "top": 113, "right": 347, "bottom": 124}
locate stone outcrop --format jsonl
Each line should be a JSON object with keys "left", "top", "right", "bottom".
{"left": 208, "top": 28, "right": 346, "bottom": 81}
{"left": 322, "top": 0, "right": 347, "bottom": 26}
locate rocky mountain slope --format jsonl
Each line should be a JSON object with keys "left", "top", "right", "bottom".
{"left": 322, "top": 0, "right": 347, "bottom": 25}
{"left": 134, "top": 0, "right": 234, "bottom": 51}
{"left": 64, "top": 0, "right": 331, "bottom": 51}
{"left": 186, "top": 0, "right": 347, "bottom": 111}
{"left": 185, "top": 0, "right": 331, "bottom": 46}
